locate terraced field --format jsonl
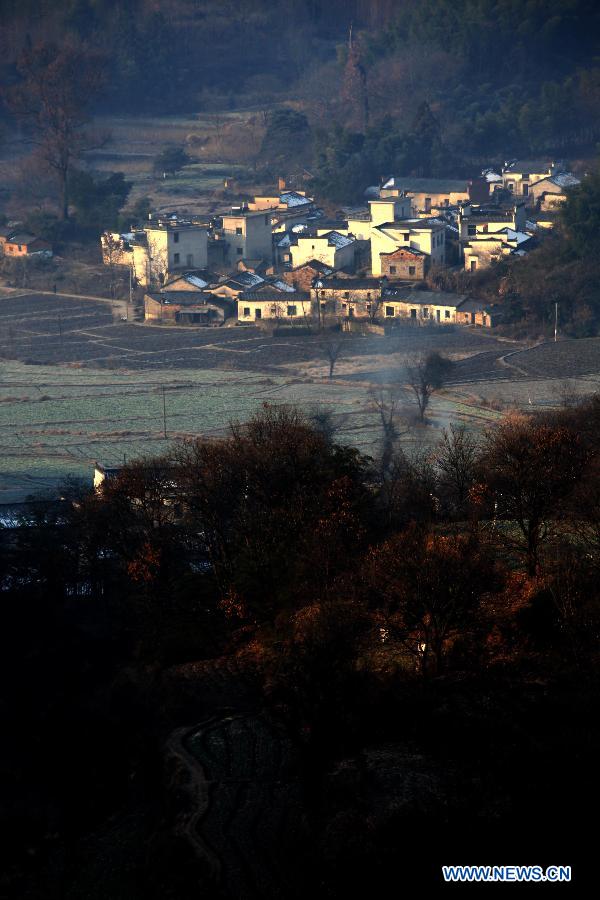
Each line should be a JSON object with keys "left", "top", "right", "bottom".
{"left": 168, "top": 711, "right": 307, "bottom": 899}
{"left": 505, "top": 337, "right": 600, "bottom": 378}
{"left": 3, "top": 291, "right": 600, "bottom": 502}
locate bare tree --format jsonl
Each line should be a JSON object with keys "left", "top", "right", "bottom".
{"left": 435, "top": 424, "right": 479, "bottom": 518}
{"left": 5, "top": 40, "right": 106, "bottom": 220}
{"left": 321, "top": 335, "right": 344, "bottom": 378}
{"left": 101, "top": 232, "right": 126, "bottom": 299}
{"left": 405, "top": 351, "right": 454, "bottom": 422}
{"left": 368, "top": 385, "right": 410, "bottom": 475}
{"left": 307, "top": 404, "right": 346, "bottom": 444}
{"left": 208, "top": 112, "right": 226, "bottom": 158}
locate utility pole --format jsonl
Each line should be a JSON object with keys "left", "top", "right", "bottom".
{"left": 554, "top": 301, "right": 558, "bottom": 343}
{"left": 128, "top": 264, "right": 133, "bottom": 321}
{"left": 162, "top": 386, "right": 167, "bottom": 439}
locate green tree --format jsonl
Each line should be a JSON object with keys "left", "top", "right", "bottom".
{"left": 153, "top": 146, "right": 190, "bottom": 176}
{"left": 69, "top": 170, "right": 131, "bottom": 231}
{"left": 260, "top": 108, "right": 312, "bottom": 168}
{"left": 560, "top": 164, "right": 600, "bottom": 257}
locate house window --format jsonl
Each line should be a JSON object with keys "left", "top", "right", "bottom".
{"left": 255, "top": 308, "right": 262, "bottom": 319}
{"left": 243, "top": 307, "right": 250, "bottom": 316}
{"left": 237, "top": 247, "right": 243, "bottom": 255}
{"left": 287, "top": 305, "right": 297, "bottom": 316}
{"left": 423, "top": 308, "right": 429, "bottom": 318}
{"left": 385, "top": 306, "right": 395, "bottom": 317}
{"left": 403, "top": 233, "right": 410, "bottom": 241}
{"left": 425, "top": 197, "right": 432, "bottom": 212}
{"left": 342, "top": 303, "right": 347, "bottom": 310}
{"left": 445, "top": 310, "right": 450, "bottom": 319}
{"left": 389, "top": 265, "right": 397, "bottom": 275}
{"left": 235, "top": 227, "right": 243, "bottom": 235}
{"left": 173, "top": 252, "right": 180, "bottom": 264}
{"left": 408, "top": 266, "right": 415, "bottom": 276}
{"left": 320, "top": 302, "right": 326, "bottom": 309}
{"left": 343, "top": 291, "right": 349, "bottom": 298}
{"left": 173, "top": 232, "right": 179, "bottom": 243}
{"left": 271, "top": 305, "right": 277, "bottom": 314}
{"left": 186, "top": 254, "right": 193, "bottom": 266}
{"left": 470, "top": 259, "right": 477, "bottom": 271}
{"left": 410, "top": 308, "right": 417, "bottom": 318}
{"left": 523, "top": 183, "right": 529, "bottom": 196}
{"left": 367, "top": 292, "right": 371, "bottom": 299}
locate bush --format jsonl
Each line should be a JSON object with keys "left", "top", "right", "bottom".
{"left": 153, "top": 146, "right": 190, "bottom": 176}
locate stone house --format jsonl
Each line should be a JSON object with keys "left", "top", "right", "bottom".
{"left": 463, "top": 229, "right": 533, "bottom": 271}
{"left": 311, "top": 277, "right": 383, "bottom": 319}
{"left": 0, "top": 231, "right": 52, "bottom": 257}
{"left": 380, "top": 177, "right": 488, "bottom": 213}
{"left": 140, "top": 219, "right": 208, "bottom": 286}
{"left": 218, "top": 208, "right": 273, "bottom": 265}
{"left": 379, "top": 246, "right": 428, "bottom": 280}
{"left": 281, "top": 260, "right": 334, "bottom": 291}
{"left": 161, "top": 271, "right": 218, "bottom": 292}
{"left": 455, "top": 299, "right": 502, "bottom": 327}
{"left": 457, "top": 202, "right": 526, "bottom": 245}
{"left": 501, "top": 159, "right": 561, "bottom": 198}
{"left": 209, "top": 271, "right": 266, "bottom": 299}
{"left": 290, "top": 231, "right": 356, "bottom": 271}
{"left": 371, "top": 219, "right": 446, "bottom": 276}
{"left": 381, "top": 289, "right": 465, "bottom": 324}
{"left": 237, "top": 287, "right": 311, "bottom": 324}
{"left": 144, "top": 290, "right": 234, "bottom": 325}
{"left": 527, "top": 173, "right": 580, "bottom": 209}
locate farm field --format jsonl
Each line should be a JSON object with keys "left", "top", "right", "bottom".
{"left": 85, "top": 111, "right": 269, "bottom": 214}
{"left": 2, "top": 292, "right": 600, "bottom": 502}
{"left": 0, "top": 360, "right": 503, "bottom": 503}
{"left": 0, "top": 111, "right": 269, "bottom": 220}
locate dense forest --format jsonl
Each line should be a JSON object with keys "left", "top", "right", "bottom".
{"left": 2, "top": 401, "right": 600, "bottom": 895}
{"left": 2, "top": 0, "right": 599, "bottom": 161}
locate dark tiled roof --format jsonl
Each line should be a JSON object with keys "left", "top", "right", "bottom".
{"left": 456, "top": 298, "right": 496, "bottom": 313}
{"left": 379, "top": 246, "right": 426, "bottom": 257}
{"left": 289, "top": 259, "right": 333, "bottom": 273}
{"left": 382, "top": 289, "right": 467, "bottom": 307}
{"left": 377, "top": 220, "right": 443, "bottom": 232}
{"left": 383, "top": 177, "right": 471, "bottom": 193}
{"left": 504, "top": 159, "right": 555, "bottom": 174}
{"left": 6, "top": 232, "right": 40, "bottom": 244}
{"left": 315, "top": 278, "right": 381, "bottom": 290}
{"left": 146, "top": 291, "right": 232, "bottom": 307}
{"left": 240, "top": 289, "right": 310, "bottom": 302}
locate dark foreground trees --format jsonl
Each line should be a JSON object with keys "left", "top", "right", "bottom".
{"left": 480, "top": 414, "right": 588, "bottom": 574}
{"left": 3, "top": 399, "right": 600, "bottom": 897}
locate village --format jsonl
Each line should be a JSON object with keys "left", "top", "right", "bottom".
{"left": 89, "top": 159, "right": 579, "bottom": 331}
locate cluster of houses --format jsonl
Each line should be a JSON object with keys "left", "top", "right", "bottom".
{"left": 100, "top": 159, "right": 580, "bottom": 329}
